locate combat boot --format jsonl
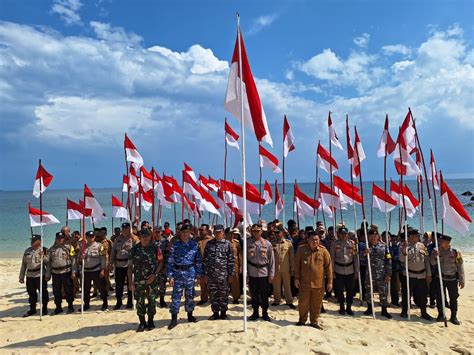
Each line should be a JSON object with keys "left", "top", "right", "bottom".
{"left": 262, "top": 309, "right": 272, "bottom": 322}
{"left": 363, "top": 304, "right": 372, "bottom": 316}
{"left": 42, "top": 304, "right": 48, "bottom": 316}
{"left": 436, "top": 311, "right": 445, "bottom": 322}
{"left": 23, "top": 305, "right": 36, "bottom": 317}
{"left": 113, "top": 300, "right": 123, "bottom": 310}
{"left": 101, "top": 298, "right": 108, "bottom": 311}
{"left": 400, "top": 307, "right": 408, "bottom": 318}
{"left": 187, "top": 311, "right": 198, "bottom": 323}
{"left": 450, "top": 311, "right": 461, "bottom": 325}
{"left": 249, "top": 309, "right": 259, "bottom": 321}
{"left": 209, "top": 312, "right": 220, "bottom": 320}
{"left": 381, "top": 306, "right": 392, "bottom": 319}
{"left": 54, "top": 307, "right": 63, "bottom": 315}
{"left": 420, "top": 307, "right": 433, "bottom": 321}
{"left": 147, "top": 315, "right": 155, "bottom": 330}
{"left": 346, "top": 305, "right": 354, "bottom": 316}
{"left": 67, "top": 303, "right": 75, "bottom": 314}
{"left": 320, "top": 304, "right": 326, "bottom": 313}
{"left": 220, "top": 311, "right": 228, "bottom": 320}
{"left": 137, "top": 316, "right": 147, "bottom": 332}
{"left": 159, "top": 295, "right": 167, "bottom": 308}
{"left": 168, "top": 313, "right": 178, "bottom": 330}
{"left": 338, "top": 303, "right": 346, "bottom": 315}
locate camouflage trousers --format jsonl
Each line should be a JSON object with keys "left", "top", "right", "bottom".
{"left": 364, "top": 273, "right": 389, "bottom": 307}
{"left": 157, "top": 271, "right": 167, "bottom": 297}
{"left": 208, "top": 274, "right": 230, "bottom": 312}
{"left": 170, "top": 270, "right": 196, "bottom": 314}
{"left": 134, "top": 282, "right": 158, "bottom": 317}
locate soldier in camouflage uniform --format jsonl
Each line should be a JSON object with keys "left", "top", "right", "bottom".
{"left": 203, "top": 224, "right": 234, "bottom": 320}
{"left": 19, "top": 234, "right": 49, "bottom": 317}
{"left": 157, "top": 227, "right": 172, "bottom": 308}
{"left": 363, "top": 228, "right": 392, "bottom": 318}
{"left": 167, "top": 223, "right": 203, "bottom": 330}
{"left": 128, "top": 228, "right": 163, "bottom": 332}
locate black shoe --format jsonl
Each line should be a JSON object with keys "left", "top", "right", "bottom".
{"left": 126, "top": 302, "right": 133, "bottom": 309}
{"left": 421, "top": 310, "right": 433, "bottom": 321}
{"left": 271, "top": 302, "right": 280, "bottom": 307}
{"left": 346, "top": 306, "right": 354, "bottom": 316}
{"left": 137, "top": 316, "right": 147, "bottom": 332}
{"left": 109, "top": 286, "right": 115, "bottom": 291}
{"left": 233, "top": 300, "right": 239, "bottom": 304}
{"left": 220, "top": 311, "right": 228, "bottom": 320}
{"left": 209, "top": 312, "right": 220, "bottom": 320}
{"left": 101, "top": 300, "right": 108, "bottom": 311}
{"left": 295, "top": 321, "right": 305, "bottom": 326}
{"left": 91, "top": 292, "right": 98, "bottom": 298}
{"left": 364, "top": 306, "right": 372, "bottom": 316}
{"left": 429, "top": 302, "right": 436, "bottom": 309}
{"left": 249, "top": 311, "right": 259, "bottom": 321}
{"left": 309, "top": 323, "right": 323, "bottom": 330}
{"left": 286, "top": 303, "right": 296, "bottom": 310}
{"left": 67, "top": 305, "right": 75, "bottom": 314}
{"left": 450, "top": 316, "right": 461, "bottom": 325}
{"left": 320, "top": 305, "right": 326, "bottom": 313}
{"left": 187, "top": 311, "right": 197, "bottom": 323}
{"left": 23, "top": 308, "right": 36, "bottom": 317}
{"left": 382, "top": 306, "right": 392, "bottom": 319}
{"left": 83, "top": 304, "right": 90, "bottom": 311}
{"left": 42, "top": 307, "right": 48, "bottom": 316}
{"left": 114, "top": 302, "right": 123, "bottom": 310}
{"left": 147, "top": 315, "right": 155, "bottom": 330}
{"left": 400, "top": 311, "right": 408, "bottom": 318}
{"left": 168, "top": 313, "right": 178, "bottom": 330}
{"left": 197, "top": 300, "right": 207, "bottom": 306}
{"left": 339, "top": 305, "right": 346, "bottom": 315}
{"left": 262, "top": 314, "right": 272, "bottom": 322}
{"left": 436, "top": 313, "right": 445, "bottom": 322}
{"left": 54, "top": 308, "right": 63, "bottom": 315}
{"left": 159, "top": 296, "right": 167, "bottom": 308}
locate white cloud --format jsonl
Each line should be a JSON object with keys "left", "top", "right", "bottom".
{"left": 353, "top": 33, "right": 370, "bottom": 48}
{"left": 51, "top": 0, "right": 82, "bottom": 25}
{"left": 391, "top": 60, "right": 414, "bottom": 72}
{"left": 381, "top": 44, "right": 411, "bottom": 56}
{"left": 248, "top": 14, "right": 278, "bottom": 35}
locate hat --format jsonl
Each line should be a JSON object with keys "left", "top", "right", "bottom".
{"left": 317, "top": 225, "right": 325, "bottom": 232}
{"left": 121, "top": 222, "right": 130, "bottom": 228}
{"left": 316, "top": 221, "right": 323, "bottom": 226}
{"left": 164, "top": 228, "right": 172, "bottom": 235}
{"left": 439, "top": 234, "right": 452, "bottom": 242}
{"left": 408, "top": 228, "right": 420, "bottom": 236}
{"left": 367, "top": 229, "right": 378, "bottom": 235}
{"left": 338, "top": 226, "right": 349, "bottom": 234}
{"left": 230, "top": 227, "right": 241, "bottom": 236}
{"left": 305, "top": 226, "right": 314, "bottom": 233}
{"left": 56, "top": 232, "right": 66, "bottom": 238}
{"left": 139, "top": 228, "right": 151, "bottom": 237}
{"left": 307, "top": 231, "right": 318, "bottom": 238}
{"left": 214, "top": 224, "right": 224, "bottom": 231}
{"left": 181, "top": 224, "right": 192, "bottom": 231}
{"left": 99, "top": 227, "right": 107, "bottom": 232}
{"left": 85, "top": 231, "right": 95, "bottom": 238}
{"left": 141, "top": 220, "right": 149, "bottom": 226}
{"left": 251, "top": 223, "right": 262, "bottom": 231}
{"left": 275, "top": 224, "right": 287, "bottom": 233}
{"left": 31, "top": 234, "right": 41, "bottom": 243}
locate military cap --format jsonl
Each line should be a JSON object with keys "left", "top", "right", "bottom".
{"left": 307, "top": 230, "right": 319, "bottom": 238}
{"left": 56, "top": 231, "right": 66, "bottom": 238}
{"left": 139, "top": 228, "right": 151, "bottom": 237}
{"left": 367, "top": 228, "right": 378, "bottom": 235}
{"left": 338, "top": 226, "right": 349, "bottom": 234}
{"left": 181, "top": 223, "right": 192, "bottom": 231}
{"left": 85, "top": 231, "right": 95, "bottom": 237}
{"left": 327, "top": 226, "right": 334, "bottom": 231}
{"left": 141, "top": 220, "right": 150, "bottom": 227}
{"left": 408, "top": 228, "right": 420, "bottom": 236}
{"left": 99, "top": 227, "right": 107, "bottom": 232}
{"left": 230, "top": 227, "right": 241, "bottom": 236}
{"left": 94, "top": 227, "right": 100, "bottom": 232}
{"left": 251, "top": 223, "right": 262, "bottom": 231}
{"left": 224, "top": 227, "right": 231, "bottom": 234}
{"left": 121, "top": 222, "right": 131, "bottom": 228}
{"left": 439, "top": 234, "right": 452, "bottom": 242}
{"left": 275, "top": 224, "right": 287, "bottom": 233}
{"left": 305, "top": 226, "right": 315, "bottom": 232}
{"left": 214, "top": 224, "right": 224, "bottom": 231}
{"left": 31, "top": 234, "right": 41, "bottom": 243}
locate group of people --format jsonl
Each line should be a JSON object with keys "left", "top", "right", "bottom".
{"left": 19, "top": 217, "right": 465, "bottom": 332}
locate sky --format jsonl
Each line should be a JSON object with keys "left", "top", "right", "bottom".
{"left": 0, "top": 0, "right": 473, "bottom": 190}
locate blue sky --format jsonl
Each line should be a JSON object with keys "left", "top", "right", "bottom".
{"left": 0, "top": 0, "right": 473, "bottom": 190}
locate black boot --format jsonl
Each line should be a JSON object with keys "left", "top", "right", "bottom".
{"left": 168, "top": 313, "right": 178, "bottom": 330}
{"left": 220, "top": 311, "right": 228, "bottom": 320}
{"left": 187, "top": 311, "right": 197, "bottom": 323}
{"left": 346, "top": 305, "right": 354, "bottom": 316}
{"left": 159, "top": 295, "right": 167, "bottom": 308}
{"left": 450, "top": 311, "right": 461, "bottom": 325}
{"left": 249, "top": 308, "right": 259, "bottom": 321}
{"left": 114, "top": 300, "right": 123, "bottom": 310}
{"left": 137, "top": 316, "right": 147, "bottom": 332}
{"left": 147, "top": 315, "right": 155, "bottom": 330}
{"left": 420, "top": 307, "right": 433, "bottom": 321}
{"left": 320, "top": 304, "right": 326, "bottom": 313}
{"left": 126, "top": 293, "right": 133, "bottom": 309}
{"left": 364, "top": 304, "right": 372, "bottom": 316}
{"left": 381, "top": 306, "right": 392, "bottom": 319}
{"left": 23, "top": 305, "right": 36, "bottom": 317}
{"left": 83, "top": 303, "right": 90, "bottom": 311}
{"left": 101, "top": 298, "right": 108, "bottom": 311}
{"left": 54, "top": 306, "right": 63, "bottom": 315}
{"left": 262, "top": 309, "right": 271, "bottom": 322}
{"left": 339, "top": 304, "right": 346, "bottom": 315}
{"left": 67, "top": 303, "right": 75, "bottom": 314}
{"left": 42, "top": 304, "right": 48, "bottom": 316}
{"left": 209, "top": 312, "right": 220, "bottom": 320}
{"left": 436, "top": 310, "right": 445, "bottom": 322}
{"left": 400, "top": 307, "right": 408, "bottom": 318}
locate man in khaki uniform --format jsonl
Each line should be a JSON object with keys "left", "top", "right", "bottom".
{"left": 226, "top": 227, "right": 242, "bottom": 304}
{"left": 97, "top": 227, "right": 111, "bottom": 294}
{"left": 271, "top": 225, "right": 295, "bottom": 309}
{"left": 197, "top": 224, "right": 213, "bottom": 305}
{"left": 294, "top": 231, "right": 333, "bottom": 329}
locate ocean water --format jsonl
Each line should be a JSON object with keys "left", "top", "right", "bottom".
{"left": 1, "top": 179, "right": 473, "bottom": 257}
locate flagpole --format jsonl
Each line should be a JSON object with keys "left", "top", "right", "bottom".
{"left": 152, "top": 168, "right": 156, "bottom": 230}
{"left": 354, "top": 127, "right": 375, "bottom": 319}
{"left": 319, "top": 179, "right": 327, "bottom": 231}
{"left": 81, "top": 185, "right": 86, "bottom": 315}
{"left": 383, "top": 121, "right": 391, "bottom": 303}
{"left": 181, "top": 171, "right": 185, "bottom": 222}
{"left": 237, "top": 13, "right": 248, "bottom": 332}
{"left": 28, "top": 202, "right": 34, "bottom": 238}
{"left": 224, "top": 118, "right": 229, "bottom": 227}
{"left": 282, "top": 117, "right": 286, "bottom": 225}
{"left": 38, "top": 159, "right": 44, "bottom": 321}
{"left": 314, "top": 141, "right": 320, "bottom": 226}
{"left": 328, "top": 113, "right": 336, "bottom": 233}
{"left": 274, "top": 179, "right": 278, "bottom": 220}
{"left": 350, "top": 169, "right": 363, "bottom": 304}
{"left": 258, "top": 142, "right": 263, "bottom": 217}
{"left": 124, "top": 151, "right": 132, "bottom": 222}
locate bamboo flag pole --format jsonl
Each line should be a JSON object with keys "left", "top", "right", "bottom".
{"left": 328, "top": 113, "right": 336, "bottom": 232}
{"left": 313, "top": 141, "right": 320, "bottom": 226}
{"left": 258, "top": 142, "right": 263, "bottom": 217}
{"left": 38, "top": 159, "right": 44, "bottom": 321}
{"left": 282, "top": 126, "right": 286, "bottom": 225}
{"left": 81, "top": 185, "right": 86, "bottom": 315}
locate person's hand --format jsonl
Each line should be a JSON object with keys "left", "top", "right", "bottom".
{"left": 269, "top": 276, "right": 274, "bottom": 283}
{"left": 327, "top": 283, "right": 333, "bottom": 292}
{"left": 294, "top": 279, "right": 300, "bottom": 289}
{"left": 19, "top": 278, "right": 24, "bottom": 284}
{"left": 169, "top": 278, "right": 175, "bottom": 287}
{"left": 385, "top": 276, "right": 391, "bottom": 283}
{"left": 432, "top": 249, "right": 439, "bottom": 257}
{"left": 71, "top": 272, "right": 76, "bottom": 280}
{"left": 460, "top": 281, "right": 465, "bottom": 289}
{"left": 45, "top": 276, "right": 51, "bottom": 282}
{"left": 364, "top": 248, "right": 369, "bottom": 256}
{"left": 129, "top": 282, "right": 135, "bottom": 293}
{"left": 146, "top": 274, "right": 156, "bottom": 285}
{"left": 99, "top": 270, "right": 105, "bottom": 278}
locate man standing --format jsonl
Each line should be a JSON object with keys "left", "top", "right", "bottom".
{"left": 330, "top": 226, "right": 359, "bottom": 315}
{"left": 157, "top": 227, "right": 172, "bottom": 308}
{"left": 203, "top": 225, "right": 234, "bottom": 320}
{"left": 197, "top": 224, "right": 213, "bottom": 305}
{"left": 388, "top": 232, "right": 401, "bottom": 307}
{"left": 400, "top": 228, "right": 433, "bottom": 320}
{"left": 247, "top": 223, "right": 275, "bottom": 321}
{"left": 226, "top": 228, "right": 242, "bottom": 304}
{"left": 431, "top": 233, "right": 465, "bottom": 325}
{"left": 271, "top": 225, "right": 295, "bottom": 309}
{"left": 19, "top": 234, "right": 49, "bottom": 317}
{"left": 128, "top": 228, "right": 162, "bottom": 332}
{"left": 97, "top": 227, "right": 112, "bottom": 294}
{"left": 294, "top": 231, "right": 332, "bottom": 329}
{"left": 167, "top": 223, "right": 203, "bottom": 330}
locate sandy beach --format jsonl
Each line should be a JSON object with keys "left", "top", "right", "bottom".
{"left": 0, "top": 255, "right": 473, "bottom": 354}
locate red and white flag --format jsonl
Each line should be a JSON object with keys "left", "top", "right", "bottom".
{"left": 163, "top": 174, "right": 183, "bottom": 203}
{"left": 199, "top": 175, "right": 211, "bottom": 191}
{"left": 334, "top": 175, "right": 363, "bottom": 206}
{"left": 441, "top": 172, "right": 472, "bottom": 235}
{"left": 33, "top": 163, "right": 53, "bottom": 198}
{"left": 112, "top": 195, "right": 129, "bottom": 219}
{"left": 124, "top": 133, "right": 144, "bottom": 169}
{"left": 221, "top": 180, "right": 265, "bottom": 215}
{"left": 430, "top": 150, "right": 440, "bottom": 190}
{"left": 225, "top": 119, "right": 240, "bottom": 150}
{"left": 393, "top": 129, "right": 422, "bottom": 176}
{"left": 183, "top": 172, "right": 221, "bottom": 216}
{"left": 129, "top": 166, "right": 139, "bottom": 193}
{"left": 294, "top": 182, "right": 320, "bottom": 217}
{"left": 67, "top": 199, "right": 91, "bottom": 220}
{"left": 328, "top": 112, "right": 343, "bottom": 150}
{"left": 154, "top": 172, "right": 173, "bottom": 208}
{"left": 184, "top": 163, "right": 198, "bottom": 182}
{"left": 224, "top": 28, "right": 273, "bottom": 146}
{"left": 372, "top": 183, "right": 398, "bottom": 213}
{"left": 84, "top": 184, "right": 107, "bottom": 222}
{"left": 122, "top": 175, "right": 129, "bottom": 193}
{"left": 283, "top": 115, "right": 295, "bottom": 158}
{"left": 376, "top": 114, "right": 396, "bottom": 157}
{"left": 317, "top": 143, "right": 338, "bottom": 174}
{"left": 390, "top": 180, "right": 419, "bottom": 218}
{"left": 352, "top": 127, "right": 366, "bottom": 178}
{"left": 259, "top": 145, "right": 281, "bottom": 173}
{"left": 207, "top": 176, "right": 220, "bottom": 192}
{"left": 319, "top": 181, "right": 340, "bottom": 210}
{"left": 29, "top": 206, "right": 60, "bottom": 227}
{"left": 398, "top": 111, "right": 416, "bottom": 151}
{"left": 263, "top": 180, "right": 273, "bottom": 205}
{"left": 139, "top": 186, "right": 154, "bottom": 212}
{"left": 345, "top": 116, "right": 354, "bottom": 165}
{"left": 275, "top": 183, "right": 284, "bottom": 219}
{"left": 140, "top": 167, "right": 154, "bottom": 191}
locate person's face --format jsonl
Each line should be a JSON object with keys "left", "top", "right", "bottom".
{"left": 369, "top": 233, "right": 379, "bottom": 245}
{"left": 409, "top": 234, "right": 418, "bottom": 244}
{"left": 338, "top": 231, "right": 348, "bottom": 240}
{"left": 101, "top": 230, "right": 107, "bottom": 238}
{"left": 308, "top": 235, "right": 320, "bottom": 250}
{"left": 87, "top": 235, "right": 95, "bottom": 244}
{"left": 328, "top": 229, "right": 334, "bottom": 237}
{"left": 199, "top": 226, "right": 208, "bottom": 237}
{"left": 440, "top": 239, "right": 450, "bottom": 249}
{"left": 74, "top": 233, "right": 81, "bottom": 241}
{"left": 215, "top": 229, "right": 224, "bottom": 240}
{"left": 140, "top": 235, "right": 151, "bottom": 246}
{"left": 31, "top": 240, "right": 41, "bottom": 249}
{"left": 122, "top": 226, "right": 131, "bottom": 236}
{"left": 56, "top": 236, "right": 65, "bottom": 246}
{"left": 252, "top": 229, "right": 262, "bottom": 239}
{"left": 269, "top": 224, "right": 275, "bottom": 232}
{"left": 132, "top": 227, "right": 138, "bottom": 234}
{"left": 114, "top": 228, "right": 121, "bottom": 236}
{"left": 62, "top": 227, "right": 70, "bottom": 236}
{"left": 277, "top": 231, "right": 285, "bottom": 240}
{"left": 181, "top": 230, "right": 191, "bottom": 241}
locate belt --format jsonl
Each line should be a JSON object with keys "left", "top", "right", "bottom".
{"left": 84, "top": 264, "right": 101, "bottom": 271}
{"left": 441, "top": 273, "right": 457, "bottom": 280}
{"left": 408, "top": 269, "right": 426, "bottom": 274}
{"left": 335, "top": 261, "right": 354, "bottom": 267}
{"left": 52, "top": 265, "right": 71, "bottom": 271}
{"left": 175, "top": 264, "right": 193, "bottom": 271}
{"left": 248, "top": 261, "right": 268, "bottom": 269}
{"left": 117, "top": 258, "right": 129, "bottom": 262}
{"left": 28, "top": 267, "right": 41, "bottom": 272}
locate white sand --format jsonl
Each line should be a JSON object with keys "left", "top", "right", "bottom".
{"left": 0, "top": 255, "right": 473, "bottom": 354}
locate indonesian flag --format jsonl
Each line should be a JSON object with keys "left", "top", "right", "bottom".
{"left": 112, "top": 195, "right": 129, "bottom": 219}
{"left": 29, "top": 206, "right": 60, "bottom": 227}
{"left": 275, "top": 183, "right": 284, "bottom": 219}
{"left": 376, "top": 114, "right": 396, "bottom": 157}
{"left": 33, "top": 163, "right": 53, "bottom": 198}
{"left": 124, "top": 133, "right": 144, "bottom": 169}
{"left": 199, "top": 175, "right": 211, "bottom": 191}
{"left": 67, "top": 199, "right": 91, "bottom": 220}
{"left": 217, "top": 188, "right": 234, "bottom": 218}
{"left": 224, "top": 28, "right": 273, "bottom": 146}
{"left": 393, "top": 130, "right": 422, "bottom": 176}
{"left": 390, "top": 180, "right": 419, "bottom": 218}
{"left": 122, "top": 175, "right": 129, "bottom": 193}
{"left": 263, "top": 180, "right": 273, "bottom": 205}
{"left": 346, "top": 116, "right": 354, "bottom": 165}
{"left": 184, "top": 195, "right": 201, "bottom": 219}
{"left": 334, "top": 175, "right": 363, "bottom": 205}
{"left": 397, "top": 111, "right": 416, "bottom": 152}
{"left": 440, "top": 172, "right": 472, "bottom": 235}
{"left": 430, "top": 149, "right": 440, "bottom": 190}
{"left": 163, "top": 174, "right": 183, "bottom": 203}
{"left": 84, "top": 184, "right": 107, "bottom": 222}
{"left": 129, "top": 166, "right": 139, "bottom": 193}
{"left": 372, "top": 183, "right": 397, "bottom": 213}
{"left": 207, "top": 176, "right": 220, "bottom": 192}
{"left": 225, "top": 119, "right": 240, "bottom": 150}
{"left": 294, "top": 182, "right": 320, "bottom": 217}
{"left": 319, "top": 181, "right": 340, "bottom": 210}
{"left": 317, "top": 143, "right": 338, "bottom": 174}
{"left": 184, "top": 163, "right": 197, "bottom": 182}
{"left": 139, "top": 186, "right": 154, "bottom": 212}
{"left": 259, "top": 145, "right": 281, "bottom": 173}
{"left": 183, "top": 172, "right": 221, "bottom": 216}
{"left": 352, "top": 126, "right": 366, "bottom": 178}
{"left": 283, "top": 115, "right": 295, "bottom": 158}
{"left": 328, "top": 112, "right": 343, "bottom": 150}
{"left": 140, "top": 167, "right": 154, "bottom": 191}
{"left": 154, "top": 172, "right": 173, "bottom": 208}
{"left": 221, "top": 180, "right": 265, "bottom": 215}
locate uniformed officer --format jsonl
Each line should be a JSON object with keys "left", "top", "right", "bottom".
{"left": 330, "top": 226, "right": 359, "bottom": 315}
{"left": 294, "top": 231, "right": 332, "bottom": 329}
{"left": 388, "top": 232, "right": 401, "bottom": 307}
{"left": 157, "top": 227, "right": 172, "bottom": 308}
{"left": 247, "top": 223, "right": 275, "bottom": 322}
{"left": 75, "top": 231, "right": 108, "bottom": 311}
{"left": 430, "top": 233, "right": 465, "bottom": 325}
{"left": 19, "top": 234, "right": 49, "bottom": 317}
{"left": 363, "top": 229, "right": 392, "bottom": 318}
{"left": 399, "top": 228, "right": 433, "bottom": 320}
{"left": 203, "top": 224, "right": 234, "bottom": 320}
{"left": 128, "top": 228, "right": 162, "bottom": 332}
{"left": 167, "top": 223, "right": 203, "bottom": 330}
{"left": 196, "top": 224, "right": 213, "bottom": 305}
{"left": 226, "top": 227, "right": 243, "bottom": 304}
{"left": 46, "top": 232, "right": 75, "bottom": 314}
{"left": 271, "top": 225, "right": 295, "bottom": 309}
{"left": 110, "top": 222, "right": 135, "bottom": 310}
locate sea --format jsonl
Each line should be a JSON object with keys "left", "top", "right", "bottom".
{"left": 1, "top": 179, "right": 473, "bottom": 257}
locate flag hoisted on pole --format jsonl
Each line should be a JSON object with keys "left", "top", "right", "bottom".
{"left": 282, "top": 114, "right": 295, "bottom": 224}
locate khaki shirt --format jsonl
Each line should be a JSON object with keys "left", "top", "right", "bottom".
{"left": 330, "top": 239, "right": 359, "bottom": 275}
{"left": 19, "top": 247, "right": 49, "bottom": 279}
{"left": 272, "top": 238, "right": 294, "bottom": 274}
{"left": 111, "top": 235, "right": 135, "bottom": 268}
{"left": 198, "top": 235, "right": 213, "bottom": 257}
{"left": 229, "top": 239, "right": 242, "bottom": 274}
{"left": 401, "top": 242, "right": 431, "bottom": 279}
{"left": 247, "top": 237, "right": 275, "bottom": 278}
{"left": 430, "top": 247, "right": 465, "bottom": 284}
{"left": 294, "top": 244, "right": 332, "bottom": 289}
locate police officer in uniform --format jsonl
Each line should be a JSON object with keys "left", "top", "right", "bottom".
{"left": 399, "top": 228, "right": 433, "bottom": 320}
{"left": 19, "top": 234, "right": 49, "bottom": 316}
{"left": 157, "top": 227, "right": 173, "bottom": 308}
{"left": 167, "top": 223, "right": 203, "bottom": 330}
{"left": 271, "top": 224, "right": 295, "bottom": 309}
{"left": 75, "top": 231, "right": 108, "bottom": 311}
{"left": 330, "top": 226, "right": 359, "bottom": 315}
{"left": 431, "top": 233, "right": 465, "bottom": 325}
{"left": 247, "top": 223, "right": 275, "bottom": 322}
{"left": 226, "top": 227, "right": 243, "bottom": 304}
{"left": 197, "top": 224, "right": 213, "bottom": 305}
{"left": 46, "top": 231, "right": 76, "bottom": 314}
{"left": 203, "top": 224, "right": 234, "bottom": 320}
{"left": 110, "top": 222, "right": 135, "bottom": 310}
